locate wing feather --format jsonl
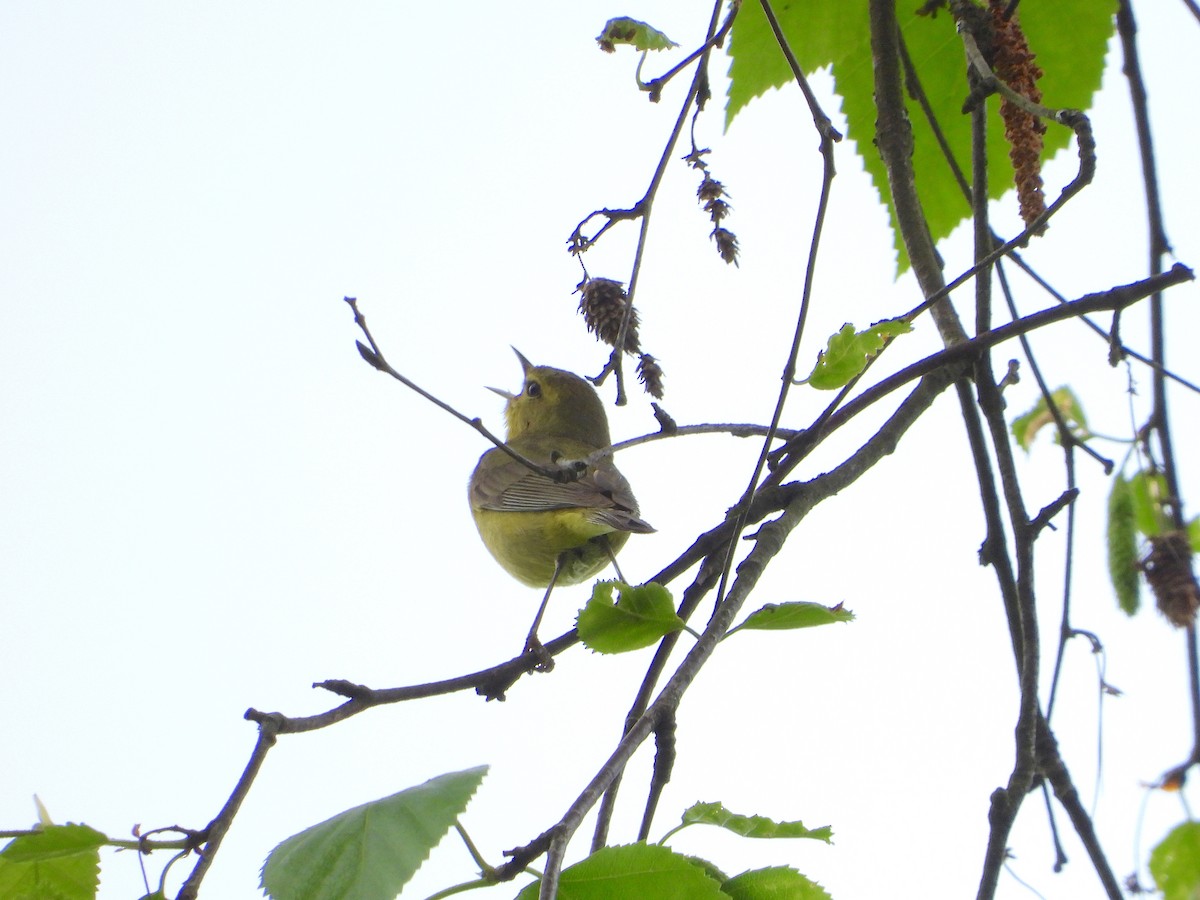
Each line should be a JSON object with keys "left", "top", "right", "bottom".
{"left": 470, "top": 446, "right": 654, "bottom": 534}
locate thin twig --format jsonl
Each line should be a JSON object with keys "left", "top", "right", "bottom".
{"left": 965, "top": 72, "right": 1044, "bottom": 899}
{"left": 176, "top": 721, "right": 280, "bottom": 900}
{"left": 870, "top": 0, "right": 967, "bottom": 345}
{"left": 574, "top": 3, "right": 736, "bottom": 404}
{"left": 639, "top": 6, "right": 738, "bottom": 100}
{"left": 346, "top": 297, "right": 607, "bottom": 487}
{"left": 1119, "top": 0, "right": 1200, "bottom": 784}
{"left": 766, "top": 266, "right": 1193, "bottom": 487}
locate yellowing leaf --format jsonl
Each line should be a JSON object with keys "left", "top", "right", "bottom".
{"left": 597, "top": 17, "right": 678, "bottom": 53}
{"left": 1010, "top": 386, "right": 1089, "bottom": 451}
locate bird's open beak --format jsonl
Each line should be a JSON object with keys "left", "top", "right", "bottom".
{"left": 486, "top": 348, "right": 533, "bottom": 399}
{"left": 511, "top": 347, "right": 534, "bottom": 375}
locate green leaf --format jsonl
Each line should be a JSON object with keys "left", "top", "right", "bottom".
{"left": 800, "top": 319, "right": 912, "bottom": 390}
{"left": 576, "top": 581, "right": 683, "bottom": 653}
{"left": 260, "top": 766, "right": 487, "bottom": 900}
{"left": 0, "top": 824, "right": 107, "bottom": 900}
{"left": 1130, "top": 470, "right": 1171, "bottom": 537}
{"left": 597, "top": 17, "right": 678, "bottom": 53}
{"left": 516, "top": 843, "right": 726, "bottom": 900}
{"left": 1189, "top": 517, "right": 1200, "bottom": 553}
{"left": 1107, "top": 474, "right": 1140, "bottom": 617}
{"left": 726, "top": 1, "right": 1115, "bottom": 273}
{"left": 1150, "top": 821, "right": 1200, "bottom": 900}
{"left": 732, "top": 601, "right": 854, "bottom": 634}
{"left": 1010, "top": 387, "right": 1089, "bottom": 451}
{"left": 723, "top": 866, "right": 832, "bottom": 900}
{"left": 681, "top": 802, "right": 833, "bottom": 843}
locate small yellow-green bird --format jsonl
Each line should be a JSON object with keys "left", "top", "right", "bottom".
{"left": 469, "top": 350, "right": 654, "bottom": 654}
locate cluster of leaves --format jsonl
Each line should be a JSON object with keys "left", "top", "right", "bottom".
{"left": 577, "top": 580, "right": 853, "bottom": 654}
{"left": 726, "top": 0, "right": 1114, "bottom": 270}
{"left": 260, "top": 766, "right": 835, "bottom": 900}
{"left": 517, "top": 801, "right": 833, "bottom": 900}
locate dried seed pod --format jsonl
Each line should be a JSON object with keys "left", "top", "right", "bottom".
{"left": 577, "top": 277, "right": 641, "bottom": 353}
{"left": 712, "top": 227, "right": 740, "bottom": 266}
{"left": 1142, "top": 530, "right": 1200, "bottom": 628}
{"left": 637, "top": 353, "right": 665, "bottom": 399}
{"left": 697, "top": 175, "right": 726, "bottom": 203}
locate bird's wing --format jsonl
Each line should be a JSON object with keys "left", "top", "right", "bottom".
{"left": 470, "top": 448, "right": 654, "bottom": 534}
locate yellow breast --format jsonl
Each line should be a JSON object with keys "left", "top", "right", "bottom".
{"left": 471, "top": 507, "right": 631, "bottom": 587}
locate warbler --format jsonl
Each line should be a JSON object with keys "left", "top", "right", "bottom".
{"left": 469, "top": 350, "right": 654, "bottom": 653}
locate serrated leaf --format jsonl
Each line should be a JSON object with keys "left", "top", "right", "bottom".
{"left": 517, "top": 843, "right": 726, "bottom": 900}
{"left": 0, "top": 824, "right": 107, "bottom": 900}
{"left": 260, "top": 766, "right": 487, "bottom": 900}
{"left": 724, "top": 866, "right": 832, "bottom": 900}
{"left": 597, "top": 17, "right": 678, "bottom": 53}
{"left": 726, "top": 1, "right": 1114, "bottom": 273}
{"left": 1150, "top": 821, "right": 1200, "bottom": 900}
{"left": 576, "top": 581, "right": 683, "bottom": 653}
{"left": 733, "top": 601, "right": 854, "bottom": 634}
{"left": 1107, "top": 474, "right": 1140, "bottom": 617}
{"left": 800, "top": 319, "right": 912, "bottom": 390}
{"left": 1130, "top": 470, "right": 1171, "bottom": 537}
{"left": 683, "top": 855, "right": 730, "bottom": 885}
{"left": 1010, "top": 387, "right": 1089, "bottom": 451}
{"left": 681, "top": 803, "right": 833, "bottom": 843}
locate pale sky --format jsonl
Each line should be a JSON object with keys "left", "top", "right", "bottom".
{"left": 3, "top": 3, "right": 1199, "bottom": 899}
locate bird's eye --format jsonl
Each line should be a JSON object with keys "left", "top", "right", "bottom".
{"left": 526, "top": 381, "right": 542, "bottom": 398}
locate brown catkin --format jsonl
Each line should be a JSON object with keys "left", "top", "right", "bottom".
{"left": 988, "top": 2, "right": 1048, "bottom": 232}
